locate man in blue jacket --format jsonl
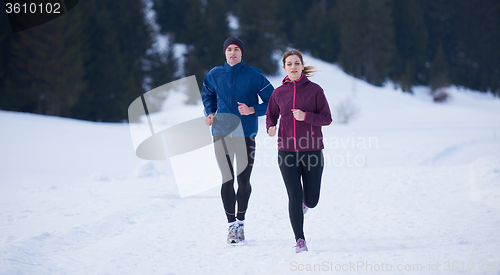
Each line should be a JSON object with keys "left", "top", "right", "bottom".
{"left": 202, "top": 36, "right": 274, "bottom": 244}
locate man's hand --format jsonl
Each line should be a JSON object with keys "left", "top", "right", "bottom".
{"left": 292, "top": 109, "right": 305, "bottom": 121}
{"left": 238, "top": 102, "right": 255, "bottom": 115}
{"left": 268, "top": 126, "right": 276, "bottom": 137}
{"left": 205, "top": 113, "right": 215, "bottom": 126}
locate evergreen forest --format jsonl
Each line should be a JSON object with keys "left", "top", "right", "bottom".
{"left": 1, "top": 0, "right": 499, "bottom": 121}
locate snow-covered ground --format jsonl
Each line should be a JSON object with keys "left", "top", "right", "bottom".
{"left": 1, "top": 55, "right": 500, "bottom": 274}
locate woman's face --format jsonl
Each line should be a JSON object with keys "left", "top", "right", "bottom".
{"left": 283, "top": 54, "right": 304, "bottom": 81}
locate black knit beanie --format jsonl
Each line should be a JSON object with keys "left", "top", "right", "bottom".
{"left": 223, "top": 36, "right": 244, "bottom": 56}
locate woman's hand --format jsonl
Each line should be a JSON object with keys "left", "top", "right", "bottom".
{"left": 205, "top": 113, "right": 215, "bottom": 126}
{"left": 238, "top": 102, "right": 255, "bottom": 115}
{"left": 292, "top": 109, "right": 305, "bottom": 121}
{"left": 268, "top": 126, "right": 276, "bottom": 137}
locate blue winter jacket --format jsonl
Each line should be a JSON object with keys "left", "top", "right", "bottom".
{"left": 202, "top": 61, "right": 274, "bottom": 137}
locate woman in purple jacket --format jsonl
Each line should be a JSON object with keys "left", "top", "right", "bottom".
{"left": 266, "top": 50, "right": 332, "bottom": 253}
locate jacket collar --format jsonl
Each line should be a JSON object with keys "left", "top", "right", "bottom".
{"left": 224, "top": 60, "right": 245, "bottom": 71}
{"left": 282, "top": 74, "right": 308, "bottom": 85}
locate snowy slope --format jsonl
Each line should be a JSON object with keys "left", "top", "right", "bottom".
{"left": 1, "top": 56, "right": 500, "bottom": 274}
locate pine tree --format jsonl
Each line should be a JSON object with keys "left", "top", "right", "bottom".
{"left": 337, "top": 0, "right": 396, "bottom": 86}
{"left": 182, "top": 0, "right": 211, "bottom": 95}
{"left": 0, "top": 32, "right": 38, "bottom": 113}
{"left": 184, "top": 0, "right": 231, "bottom": 96}
{"left": 365, "top": 0, "right": 396, "bottom": 86}
{"left": 146, "top": 37, "right": 178, "bottom": 94}
{"left": 1, "top": 4, "right": 85, "bottom": 116}
{"left": 204, "top": 0, "right": 232, "bottom": 68}
{"left": 270, "top": 0, "right": 310, "bottom": 49}
{"left": 336, "top": 0, "right": 366, "bottom": 79}
{"left": 453, "top": 0, "right": 500, "bottom": 94}
{"left": 183, "top": 48, "right": 205, "bottom": 104}
{"left": 0, "top": 22, "right": 15, "bottom": 111}
{"left": 393, "top": 0, "right": 428, "bottom": 92}
{"left": 421, "top": 0, "right": 456, "bottom": 88}
{"left": 153, "top": 0, "right": 230, "bottom": 98}
{"left": 71, "top": 0, "right": 153, "bottom": 121}
{"left": 475, "top": 1, "right": 500, "bottom": 94}
{"left": 294, "top": 0, "right": 340, "bottom": 63}
{"left": 153, "top": 0, "right": 190, "bottom": 41}
{"left": 234, "top": 0, "right": 282, "bottom": 75}
{"left": 429, "top": 41, "right": 449, "bottom": 92}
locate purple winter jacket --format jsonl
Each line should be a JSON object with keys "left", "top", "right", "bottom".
{"left": 266, "top": 74, "right": 332, "bottom": 152}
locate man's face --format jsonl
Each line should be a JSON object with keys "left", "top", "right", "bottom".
{"left": 225, "top": 44, "right": 242, "bottom": 66}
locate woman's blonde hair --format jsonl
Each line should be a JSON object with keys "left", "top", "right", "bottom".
{"left": 282, "top": 49, "right": 317, "bottom": 77}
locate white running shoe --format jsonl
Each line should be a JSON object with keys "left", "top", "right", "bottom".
{"left": 227, "top": 223, "right": 239, "bottom": 244}
{"left": 294, "top": 238, "right": 308, "bottom": 253}
{"left": 237, "top": 223, "right": 245, "bottom": 241}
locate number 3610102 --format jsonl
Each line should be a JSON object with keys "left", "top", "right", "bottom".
{"left": 6, "top": 2, "right": 62, "bottom": 14}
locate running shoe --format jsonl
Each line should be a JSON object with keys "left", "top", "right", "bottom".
{"left": 227, "top": 223, "right": 239, "bottom": 244}
{"left": 294, "top": 238, "right": 308, "bottom": 253}
{"left": 237, "top": 223, "right": 245, "bottom": 241}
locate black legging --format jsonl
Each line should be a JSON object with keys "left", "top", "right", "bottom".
{"left": 278, "top": 150, "right": 324, "bottom": 241}
{"left": 214, "top": 136, "right": 255, "bottom": 222}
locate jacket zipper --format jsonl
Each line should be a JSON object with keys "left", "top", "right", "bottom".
{"left": 293, "top": 81, "right": 297, "bottom": 151}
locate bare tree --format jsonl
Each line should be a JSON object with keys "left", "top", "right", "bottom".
{"left": 333, "top": 97, "right": 359, "bottom": 124}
